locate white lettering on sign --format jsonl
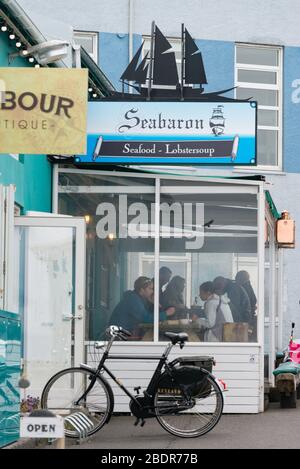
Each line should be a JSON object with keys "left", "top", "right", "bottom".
{"left": 20, "top": 416, "right": 64, "bottom": 438}
{"left": 291, "top": 79, "right": 300, "bottom": 103}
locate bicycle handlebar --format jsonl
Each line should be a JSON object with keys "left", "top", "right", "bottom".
{"left": 106, "top": 325, "right": 132, "bottom": 341}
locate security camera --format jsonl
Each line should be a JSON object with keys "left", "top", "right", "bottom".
{"left": 27, "top": 40, "right": 69, "bottom": 65}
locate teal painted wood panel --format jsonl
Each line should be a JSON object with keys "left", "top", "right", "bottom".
{"left": 0, "top": 311, "right": 21, "bottom": 448}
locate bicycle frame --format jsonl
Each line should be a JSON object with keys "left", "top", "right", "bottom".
{"left": 89, "top": 339, "right": 174, "bottom": 407}
{"left": 77, "top": 331, "right": 223, "bottom": 423}
{"left": 41, "top": 329, "right": 224, "bottom": 438}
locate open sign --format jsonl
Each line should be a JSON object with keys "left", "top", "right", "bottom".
{"left": 20, "top": 416, "right": 64, "bottom": 438}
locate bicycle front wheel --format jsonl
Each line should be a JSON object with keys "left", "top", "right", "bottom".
{"left": 41, "top": 367, "right": 113, "bottom": 438}
{"left": 154, "top": 373, "right": 223, "bottom": 438}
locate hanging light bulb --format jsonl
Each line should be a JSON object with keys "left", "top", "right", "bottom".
{"left": 9, "top": 33, "right": 15, "bottom": 40}
{"left": 92, "top": 92, "right": 97, "bottom": 98}
{"left": 22, "top": 50, "right": 28, "bottom": 56}
{"left": 28, "top": 57, "right": 35, "bottom": 63}
{"left": 34, "top": 64, "right": 40, "bottom": 68}
{"left": 88, "top": 87, "right": 93, "bottom": 92}
{"left": 1, "top": 25, "right": 8, "bottom": 32}
{"left": 15, "top": 41, "right": 22, "bottom": 48}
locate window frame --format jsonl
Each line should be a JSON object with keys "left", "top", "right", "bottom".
{"left": 235, "top": 43, "right": 283, "bottom": 171}
{"left": 74, "top": 30, "right": 98, "bottom": 64}
{"left": 57, "top": 167, "right": 262, "bottom": 345}
{"left": 142, "top": 35, "right": 185, "bottom": 89}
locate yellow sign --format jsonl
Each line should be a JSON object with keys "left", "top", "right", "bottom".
{"left": 0, "top": 68, "right": 88, "bottom": 154}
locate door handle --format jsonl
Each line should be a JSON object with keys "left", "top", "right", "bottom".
{"left": 62, "top": 314, "right": 83, "bottom": 321}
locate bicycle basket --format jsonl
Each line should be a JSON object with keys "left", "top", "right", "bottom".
{"left": 158, "top": 365, "right": 212, "bottom": 399}
{"left": 86, "top": 342, "right": 105, "bottom": 365}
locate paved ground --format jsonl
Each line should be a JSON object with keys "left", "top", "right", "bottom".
{"left": 40, "top": 403, "right": 300, "bottom": 450}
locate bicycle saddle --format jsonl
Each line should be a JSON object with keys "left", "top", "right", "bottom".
{"left": 164, "top": 332, "right": 189, "bottom": 345}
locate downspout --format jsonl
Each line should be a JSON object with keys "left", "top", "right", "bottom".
{"left": 128, "top": 0, "right": 134, "bottom": 93}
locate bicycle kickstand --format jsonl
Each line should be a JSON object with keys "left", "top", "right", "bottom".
{"left": 134, "top": 417, "right": 146, "bottom": 427}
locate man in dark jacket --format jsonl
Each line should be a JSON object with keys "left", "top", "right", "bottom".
{"left": 109, "top": 276, "right": 175, "bottom": 339}
{"left": 109, "top": 277, "right": 154, "bottom": 334}
{"left": 213, "top": 276, "right": 251, "bottom": 323}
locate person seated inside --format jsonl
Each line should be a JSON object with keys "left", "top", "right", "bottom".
{"left": 213, "top": 276, "right": 251, "bottom": 324}
{"left": 235, "top": 270, "right": 257, "bottom": 340}
{"left": 194, "top": 281, "right": 233, "bottom": 342}
{"left": 158, "top": 266, "right": 172, "bottom": 305}
{"left": 108, "top": 276, "right": 175, "bottom": 340}
{"left": 160, "top": 275, "right": 187, "bottom": 320}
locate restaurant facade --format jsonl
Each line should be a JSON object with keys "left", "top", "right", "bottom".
{"left": 0, "top": 0, "right": 299, "bottom": 429}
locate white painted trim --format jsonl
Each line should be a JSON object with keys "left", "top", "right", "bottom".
{"left": 154, "top": 178, "right": 160, "bottom": 342}
{"left": 52, "top": 164, "right": 59, "bottom": 214}
{"left": 268, "top": 215, "right": 276, "bottom": 386}
{"left": 4, "top": 185, "right": 15, "bottom": 312}
{"left": 236, "top": 63, "right": 280, "bottom": 72}
{"left": 57, "top": 167, "right": 265, "bottom": 187}
{"left": 58, "top": 186, "right": 155, "bottom": 194}
{"left": 233, "top": 168, "right": 286, "bottom": 176}
{"left": 59, "top": 185, "right": 258, "bottom": 195}
{"left": 160, "top": 186, "right": 258, "bottom": 194}
{"left": 236, "top": 82, "right": 279, "bottom": 91}
{"left": 14, "top": 216, "right": 86, "bottom": 227}
{"left": 257, "top": 184, "right": 265, "bottom": 412}
{"left": 277, "top": 249, "right": 284, "bottom": 350}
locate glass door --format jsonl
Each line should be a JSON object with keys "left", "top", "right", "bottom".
{"left": 14, "top": 216, "right": 85, "bottom": 400}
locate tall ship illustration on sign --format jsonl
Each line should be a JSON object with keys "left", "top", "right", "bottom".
{"left": 115, "top": 22, "right": 236, "bottom": 100}
{"left": 210, "top": 105, "right": 226, "bottom": 136}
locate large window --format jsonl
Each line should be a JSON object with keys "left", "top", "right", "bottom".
{"left": 58, "top": 171, "right": 258, "bottom": 343}
{"left": 235, "top": 44, "right": 282, "bottom": 169}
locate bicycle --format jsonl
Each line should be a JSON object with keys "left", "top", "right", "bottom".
{"left": 41, "top": 325, "right": 225, "bottom": 439}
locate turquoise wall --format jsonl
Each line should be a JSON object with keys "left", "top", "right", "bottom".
{"left": 0, "top": 32, "right": 52, "bottom": 213}
{"left": 0, "top": 310, "right": 21, "bottom": 448}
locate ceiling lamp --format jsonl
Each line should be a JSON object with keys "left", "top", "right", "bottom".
{"left": 27, "top": 40, "right": 69, "bottom": 65}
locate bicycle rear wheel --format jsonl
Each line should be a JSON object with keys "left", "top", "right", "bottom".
{"left": 154, "top": 373, "right": 223, "bottom": 438}
{"left": 41, "top": 367, "right": 113, "bottom": 438}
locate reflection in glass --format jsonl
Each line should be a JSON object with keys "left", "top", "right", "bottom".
{"left": 236, "top": 46, "right": 278, "bottom": 66}
{"left": 59, "top": 175, "right": 156, "bottom": 341}
{"left": 58, "top": 173, "right": 259, "bottom": 343}
{"left": 158, "top": 188, "right": 258, "bottom": 343}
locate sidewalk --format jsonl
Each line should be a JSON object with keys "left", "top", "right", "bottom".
{"left": 37, "top": 403, "right": 300, "bottom": 450}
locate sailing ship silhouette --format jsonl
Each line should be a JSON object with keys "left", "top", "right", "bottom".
{"left": 112, "top": 22, "right": 236, "bottom": 101}
{"left": 209, "top": 105, "right": 225, "bottom": 136}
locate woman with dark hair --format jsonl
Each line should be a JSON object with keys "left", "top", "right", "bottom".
{"left": 161, "top": 275, "right": 186, "bottom": 318}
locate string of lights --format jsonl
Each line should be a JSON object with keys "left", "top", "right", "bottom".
{"left": 0, "top": 15, "right": 101, "bottom": 97}
{"left": 0, "top": 16, "right": 40, "bottom": 67}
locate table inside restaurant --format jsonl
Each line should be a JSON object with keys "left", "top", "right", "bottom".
{"left": 140, "top": 319, "right": 204, "bottom": 342}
